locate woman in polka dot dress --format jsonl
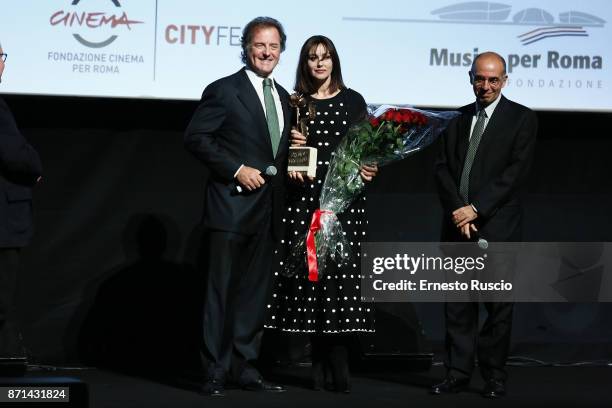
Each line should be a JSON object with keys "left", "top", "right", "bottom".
{"left": 265, "top": 35, "right": 378, "bottom": 393}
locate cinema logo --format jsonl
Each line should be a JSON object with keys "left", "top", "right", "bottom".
{"left": 47, "top": 0, "right": 146, "bottom": 75}
{"left": 50, "top": 0, "right": 144, "bottom": 49}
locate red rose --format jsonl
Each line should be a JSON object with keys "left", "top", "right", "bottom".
{"left": 369, "top": 117, "right": 380, "bottom": 127}
{"left": 407, "top": 111, "right": 416, "bottom": 123}
{"left": 393, "top": 110, "right": 403, "bottom": 122}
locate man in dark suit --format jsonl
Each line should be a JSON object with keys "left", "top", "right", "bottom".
{"left": 0, "top": 43, "right": 42, "bottom": 367}
{"left": 184, "top": 17, "right": 290, "bottom": 396}
{"left": 432, "top": 52, "right": 537, "bottom": 398}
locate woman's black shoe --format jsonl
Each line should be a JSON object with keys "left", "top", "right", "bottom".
{"left": 311, "top": 360, "right": 325, "bottom": 391}
{"left": 328, "top": 345, "right": 350, "bottom": 393}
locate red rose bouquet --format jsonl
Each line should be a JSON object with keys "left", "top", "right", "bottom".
{"left": 283, "top": 105, "right": 460, "bottom": 281}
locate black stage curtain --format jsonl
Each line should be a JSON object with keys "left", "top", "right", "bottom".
{"left": 4, "top": 95, "right": 612, "bottom": 367}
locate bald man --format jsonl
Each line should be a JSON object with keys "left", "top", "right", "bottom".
{"left": 433, "top": 52, "right": 537, "bottom": 398}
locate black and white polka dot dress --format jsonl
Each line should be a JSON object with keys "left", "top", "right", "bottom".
{"left": 265, "top": 88, "right": 375, "bottom": 334}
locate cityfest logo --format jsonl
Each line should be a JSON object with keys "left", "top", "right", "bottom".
{"left": 48, "top": 0, "right": 146, "bottom": 76}
{"left": 50, "top": 0, "right": 143, "bottom": 48}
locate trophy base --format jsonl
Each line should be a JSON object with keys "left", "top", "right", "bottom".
{"left": 288, "top": 146, "right": 317, "bottom": 178}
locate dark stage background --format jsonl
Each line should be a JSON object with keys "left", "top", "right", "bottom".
{"left": 3, "top": 94, "right": 612, "bottom": 370}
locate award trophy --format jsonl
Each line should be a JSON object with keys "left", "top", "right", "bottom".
{"left": 287, "top": 93, "right": 317, "bottom": 178}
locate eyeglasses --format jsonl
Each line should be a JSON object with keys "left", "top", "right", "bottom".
{"left": 0, "top": 54, "right": 7, "bottom": 62}
{"left": 472, "top": 74, "right": 505, "bottom": 87}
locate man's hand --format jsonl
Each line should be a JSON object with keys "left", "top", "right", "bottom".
{"left": 236, "top": 166, "right": 265, "bottom": 191}
{"left": 360, "top": 163, "right": 379, "bottom": 182}
{"left": 290, "top": 129, "right": 307, "bottom": 146}
{"left": 452, "top": 205, "right": 477, "bottom": 228}
{"left": 460, "top": 222, "right": 478, "bottom": 239}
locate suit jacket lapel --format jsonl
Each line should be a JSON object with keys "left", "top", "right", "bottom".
{"left": 475, "top": 95, "right": 509, "bottom": 158}
{"left": 457, "top": 103, "right": 475, "bottom": 163}
{"left": 235, "top": 68, "right": 273, "bottom": 153}
{"left": 277, "top": 82, "right": 291, "bottom": 147}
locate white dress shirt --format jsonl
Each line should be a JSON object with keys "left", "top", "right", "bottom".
{"left": 244, "top": 68, "right": 285, "bottom": 133}
{"left": 469, "top": 93, "right": 502, "bottom": 140}
{"left": 234, "top": 68, "right": 285, "bottom": 177}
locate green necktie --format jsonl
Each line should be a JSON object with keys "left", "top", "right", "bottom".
{"left": 263, "top": 78, "right": 281, "bottom": 157}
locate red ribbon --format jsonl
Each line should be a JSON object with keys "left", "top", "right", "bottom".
{"left": 306, "top": 209, "right": 333, "bottom": 282}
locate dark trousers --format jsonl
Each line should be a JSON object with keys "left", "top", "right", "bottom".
{"left": 444, "top": 301, "right": 513, "bottom": 382}
{"left": 201, "top": 227, "right": 274, "bottom": 383}
{"left": 0, "top": 248, "right": 25, "bottom": 357}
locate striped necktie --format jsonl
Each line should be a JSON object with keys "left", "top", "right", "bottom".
{"left": 459, "top": 109, "right": 487, "bottom": 202}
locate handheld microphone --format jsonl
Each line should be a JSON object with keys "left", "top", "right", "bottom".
{"left": 232, "top": 165, "right": 277, "bottom": 195}
{"left": 472, "top": 230, "right": 489, "bottom": 250}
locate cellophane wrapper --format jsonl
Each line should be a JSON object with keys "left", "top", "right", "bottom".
{"left": 282, "top": 104, "right": 460, "bottom": 280}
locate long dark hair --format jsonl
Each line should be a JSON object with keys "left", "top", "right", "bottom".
{"left": 294, "top": 35, "right": 345, "bottom": 95}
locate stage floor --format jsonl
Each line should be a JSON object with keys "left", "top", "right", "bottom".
{"left": 11, "top": 364, "right": 612, "bottom": 408}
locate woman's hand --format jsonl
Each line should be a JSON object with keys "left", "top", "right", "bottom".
{"left": 360, "top": 163, "right": 379, "bottom": 182}
{"left": 288, "top": 170, "right": 314, "bottom": 184}
{"left": 288, "top": 170, "right": 305, "bottom": 184}
{"left": 290, "top": 128, "right": 307, "bottom": 146}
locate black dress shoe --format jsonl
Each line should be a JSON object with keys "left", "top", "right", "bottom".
{"left": 430, "top": 376, "right": 469, "bottom": 395}
{"left": 482, "top": 379, "right": 506, "bottom": 399}
{"left": 242, "top": 378, "right": 286, "bottom": 393}
{"left": 200, "top": 379, "right": 225, "bottom": 397}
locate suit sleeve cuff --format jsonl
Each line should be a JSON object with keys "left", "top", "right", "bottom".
{"left": 233, "top": 164, "right": 244, "bottom": 179}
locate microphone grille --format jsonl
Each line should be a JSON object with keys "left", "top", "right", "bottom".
{"left": 478, "top": 238, "right": 489, "bottom": 250}
{"left": 265, "top": 166, "right": 278, "bottom": 176}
